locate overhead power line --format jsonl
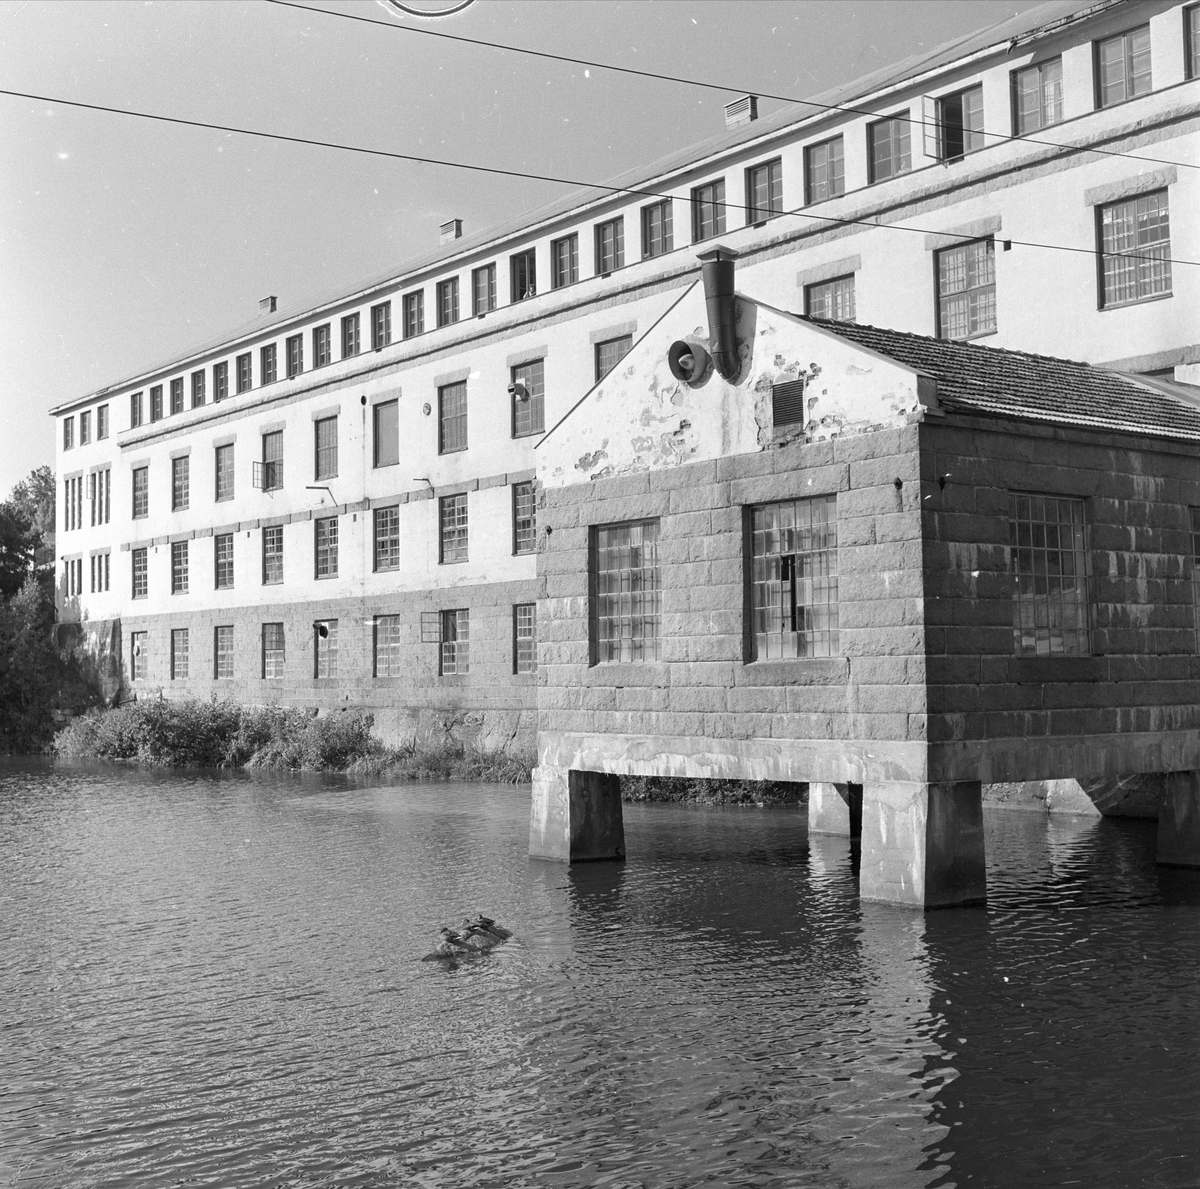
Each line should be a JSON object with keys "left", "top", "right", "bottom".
{"left": 1, "top": 85, "right": 1195, "bottom": 270}
{"left": 264, "top": 0, "right": 1199, "bottom": 174}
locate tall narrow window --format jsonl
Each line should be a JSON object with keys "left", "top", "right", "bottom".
{"left": 436, "top": 278, "right": 460, "bottom": 327}
{"left": 1096, "top": 25, "right": 1151, "bottom": 107}
{"left": 403, "top": 291, "right": 424, "bottom": 338}
{"left": 440, "top": 609, "right": 469, "bottom": 675}
{"left": 342, "top": 313, "right": 360, "bottom": 358}
{"left": 214, "top": 625, "right": 234, "bottom": 679}
{"left": 1188, "top": 5, "right": 1200, "bottom": 80}
{"left": 170, "top": 378, "right": 184, "bottom": 414}
{"left": 132, "top": 549, "right": 148, "bottom": 599}
{"left": 261, "top": 344, "right": 278, "bottom": 385}
{"left": 314, "top": 517, "right": 339, "bottom": 579}
{"left": 215, "top": 533, "right": 234, "bottom": 589}
{"left": 691, "top": 180, "right": 726, "bottom": 242}
{"left": 592, "top": 519, "right": 661, "bottom": 664}
{"left": 313, "top": 324, "right": 331, "bottom": 367}
{"left": 595, "top": 335, "right": 633, "bottom": 382}
{"left": 511, "top": 249, "right": 536, "bottom": 302}
{"left": 171, "top": 629, "right": 189, "bottom": 680}
{"left": 511, "top": 359, "right": 545, "bottom": 438}
{"left": 374, "top": 399, "right": 399, "bottom": 468}
{"left": 514, "top": 603, "right": 537, "bottom": 674}
{"left": 215, "top": 443, "right": 234, "bottom": 502}
{"left": 805, "top": 276, "right": 856, "bottom": 323}
{"left": 439, "top": 382, "right": 467, "bottom": 454}
{"left": 286, "top": 334, "right": 303, "bottom": 378}
{"left": 804, "top": 137, "right": 844, "bottom": 204}
{"left": 130, "top": 630, "right": 148, "bottom": 680}
{"left": 262, "top": 525, "right": 283, "bottom": 584}
{"left": 213, "top": 361, "right": 229, "bottom": 402}
{"left": 262, "top": 622, "right": 285, "bottom": 679}
{"left": 261, "top": 430, "right": 283, "bottom": 491}
{"left": 130, "top": 393, "right": 143, "bottom": 429}
{"left": 97, "top": 405, "right": 109, "bottom": 439}
{"left": 641, "top": 200, "right": 673, "bottom": 259}
{"left": 551, "top": 235, "right": 578, "bottom": 289}
{"left": 374, "top": 505, "right": 400, "bottom": 571}
{"left": 79, "top": 411, "right": 91, "bottom": 444}
{"left": 150, "top": 386, "right": 163, "bottom": 422}
{"left": 937, "top": 238, "right": 996, "bottom": 340}
{"left": 171, "top": 541, "right": 189, "bottom": 594}
{"left": 191, "top": 370, "right": 205, "bottom": 408}
{"left": 1098, "top": 191, "right": 1171, "bottom": 308}
{"left": 132, "top": 467, "right": 149, "bottom": 519}
{"left": 440, "top": 493, "right": 468, "bottom": 563}
{"left": 595, "top": 218, "right": 624, "bottom": 274}
{"left": 171, "top": 455, "right": 190, "bottom": 511}
{"left": 745, "top": 158, "right": 783, "bottom": 222}
{"left": 374, "top": 614, "right": 402, "bottom": 677}
{"left": 62, "top": 417, "right": 74, "bottom": 450}
{"left": 750, "top": 495, "right": 839, "bottom": 660}
{"left": 314, "top": 620, "right": 338, "bottom": 678}
{"left": 471, "top": 265, "right": 496, "bottom": 315}
{"left": 1010, "top": 493, "right": 1089, "bottom": 656}
{"left": 1012, "top": 57, "right": 1063, "bottom": 134}
{"left": 868, "top": 114, "right": 911, "bottom": 182}
{"left": 314, "top": 416, "right": 338, "bottom": 479}
{"left": 937, "top": 85, "right": 985, "bottom": 159}
{"left": 512, "top": 480, "right": 536, "bottom": 554}
{"left": 371, "top": 301, "right": 391, "bottom": 349}
{"left": 236, "top": 353, "right": 252, "bottom": 393}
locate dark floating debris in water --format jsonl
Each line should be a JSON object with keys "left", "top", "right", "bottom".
{"left": 421, "top": 915, "right": 513, "bottom": 962}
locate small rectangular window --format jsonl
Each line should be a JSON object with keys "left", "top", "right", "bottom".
{"left": 471, "top": 265, "right": 497, "bottom": 315}
{"left": 62, "top": 416, "right": 74, "bottom": 450}
{"left": 868, "top": 114, "right": 911, "bottom": 182}
{"left": 513, "top": 480, "right": 536, "bottom": 555}
{"left": 745, "top": 158, "right": 783, "bottom": 223}
{"left": 130, "top": 393, "right": 143, "bottom": 429}
{"left": 1011, "top": 493, "right": 1089, "bottom": 656}
{"left": 262, "top": 525, "right": 284, "bottom": 584}
{"left": 937, "top": 238, "right": 996, "bottom": 340}
{"left": 97, "top": 405, "right": 109, "bottom": 439}
{"left": 374, "top": 505, "right": 400, "bottom": 571}
{"left": 511, "top": 249, "right": 536, "bottom": 302}
{"left": 373, "top": 399, "right": 399, "bottom": 468}
{"left": 261, "top": 344, "right": 278, "bottom": 385}
{"left": 314, "top": 416, "right": 338, "bottom": 480}
{"left": 439, "top": 381, "right": 468, "bottom": 454}
{"left": 342, "top": 313, "right": 360, "bottom": 358}
{"left": 691, "top": 180, "right": 726, "bottom": 243}
{"left": 191, "top": 370, "right": 205, "bottom": 408}
{"left": 132, "top": 549, "right": 148, "bottom": 599}
{"left": 641, "top": 200, "right": 673, "bottom": 259}
{"left": 595, "top": 334, "right": 632, "bottom": 381}
{"left": 514, "top": 603, "right": 537, "bottom": 674}
{"left": 511, "top": 359, "right": 545, "bottom": 438}
{"left": 261, "top": 430, "right": 283, "bottom": 491}
{"left": 150, "top": 386, "right": 163, "bottom": 422}
{"left": 171, "top": 541, "right": 189, "bottom": 594}
{"left": 592, "top": 519, "right": 661, "bottom": 664}
{"left": 804, "top": 275, "right": 856, "bottom": 322}
{"left": 286, "top": 334, "right": 303, "bottom": 378}
{"left": 440, "top": 493, "right": 469, "bottom": 563}
{"left": 262, "top": 622, "right": 285, "bottom": 679}
{"left": 171, "top": 629, "right": 189, "bottom": 680}
{"left": 171, "top": 456, "right": 190, "bottom": 511}
{"left": 371, "top": 301, "right": 392, "bottom": 349}
{"left": 440, "top": 609, "right": 470, "bottom": 675}
{"left": 1096, "top": 25, "right": 1152, "bottom": 107}
{"left": 937, "top": 85, "right": 985, "bottom": 159}
{"left": 1098, "top": 190, "right": 1171, "bottom": 308}
{"left": 132, "top": 467, "right": 149, "bottom": 519}
{"left": 1012, "top": 58, "right": 1064, "bottom": 134}
{"left": 214, "top": 625, "right": 234, "bottom": 679}
{"left": 804, "top": 137, "right": 845, "bottom": 204}
{"left": 314, "top": 517, "right": 338, "bottom": 579}
{"left": 213, "top": 361, "right": 229, "bottom": 402}
{"left": 374, "top": 614, "right": 403, "bottom": 676}
{"left": 215, "top": 443, "right": 234, "bottom": 502}
{"left": 437, "top": 278, "right": 459, "bottom": 327}
{"left": 551, "top": 234, "right": 578, "bottom": 289}
{"left": 79, "top": 410, "right": 91, "bottom": 444}
{"left": 314, "top": 620, "right": 338, "bottom": 678}
{"left": 236, "top": 353, "right": 252, "bottom": 393}
{"left": 595, "top": 218, "right": 624, "bottom": 274}
{"left": 170, "top": 378, "right": 184, "bottom": 414}
{"left": 214, "top": 532, "right": 234, "bottom": 589}
{"left": 313, "top": 324, "right": 331, "bottom": 368}
{"left": 403, "top": 291, "right": 424, "bottom": 338}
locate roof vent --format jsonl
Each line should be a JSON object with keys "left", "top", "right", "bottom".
{"left": 439, "top": 218, "right": 463, "bottom": 244}
{"left": 259, "top": 295, "right": 277, "bottom": 314}
{"left": 724, "top": 95, "right": 758, "bottom": 129}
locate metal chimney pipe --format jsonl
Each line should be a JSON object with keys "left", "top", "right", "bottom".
{"left": 697, "top": 246, "right": 739, "bottom": 382}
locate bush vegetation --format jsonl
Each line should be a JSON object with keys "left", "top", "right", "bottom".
{"left": 620, "top": 775, "right": 806, "bottom": 805}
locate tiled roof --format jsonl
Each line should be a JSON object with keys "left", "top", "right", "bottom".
{"left": 804, "top": 317, "right": 1200, "bottom": 443}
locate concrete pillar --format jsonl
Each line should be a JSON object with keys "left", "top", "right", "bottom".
{"left": 529, "top": 766, "right": 625, "bottom": 863}
{"left": 808, "top": 782, "right": 862, "bottom": 837}
{"left": 1157, "top": 771, "right": 1200, "bottom": 868}
{"left": 860, "top": 780, "right": 986, "bottom": 909}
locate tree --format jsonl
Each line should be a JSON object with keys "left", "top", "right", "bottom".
{"left": 8, "top": 465, "right": 56, "bottom": 539}
{"left": 0, "top": 503, "right": 34, "bottom": 600}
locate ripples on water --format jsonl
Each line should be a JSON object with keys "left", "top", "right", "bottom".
{"left": 1, "top": 759, "right": 1197, "bottom": 1188}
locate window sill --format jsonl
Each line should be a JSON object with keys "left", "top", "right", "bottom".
{"left": 439, "top": 447, "right": 468, "bottom": 456}
{"left": 741, "top": 657, "right": 849, "bottom": 685}
{"left": 1099, "top": 291, "right": 1173, "bottom": 312}
{"left": 438, "top": 558, "right": 469, "bottom": 566}
{"left": 512, "top": 430, "right": 545, "bottom": 440}
{"left": 314, "top": 574, "right": 339, "bottom": 581}
{"left": 939, "top": 328, "right": 997, "bottom": 344}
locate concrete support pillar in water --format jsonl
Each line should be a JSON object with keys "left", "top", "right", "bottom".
{"left": 860, "top": 780, "right": 986, "bottom": 908}
{"left": 529, "top": 766, "right": 626, "bottom": 863}
{"left": 808, "top": 782, "right": 862, "bottom": 837}
{"left": 1157, "top": 771, "right": 1200, "bottom": 868}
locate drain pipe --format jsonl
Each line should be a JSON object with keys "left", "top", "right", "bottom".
{"left": 698, "top": 245, "right": 739, "bottom": 382}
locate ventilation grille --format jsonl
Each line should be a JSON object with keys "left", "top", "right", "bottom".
{"left": 772, "top": 379, "right": 806, "bottom": 428}
{"left": 259, "top": 295, "right": 277, "bottom": 313}
{"left": 439, "top": 218, "right": 463, "bottom": 244}
{"left": 724, "top": 95, "right": 758, "bottom": 128}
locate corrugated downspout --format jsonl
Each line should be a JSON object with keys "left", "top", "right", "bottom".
{"left": 698, "top": 246, "right": 739, "bottom": 382}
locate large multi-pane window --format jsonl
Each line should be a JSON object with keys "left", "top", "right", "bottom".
{"left": 440, "top": 493, "right": 469, "bottom": 563}
{"left": 130, "top": 392, "right": 143, "bottom": 428}
{"left": 236, "top": 353, "right": 252, "bottom": 393}
{"left": 750, "top": 495, "right": 839, "bottom": 660}
{"left": 262, "top": 525, "right": 284, "bottom": 584}
{"left": 170, "top": 378, "right": 184, "bottom": 414}
{"left": 215, "top": 533, "right": 234, "bottom": 589}
{"left": 691, "top": 180, "right": 726, "bottom": 242}
{"left": 511, "top": 359, "right": 545, "bottom": 438}
{"left": 551, "top": 235, "right": 578, "bottom": 289}
{"left": 437, "top": 278, "right": 459, "bottom": 327}
{"left": 592, "top": 519, "right": 661, "bottom": 664}
{"left": 440, "top": 609, "right": 469, "bottom": 676}
{"left": 1012, "top": 57, "right": 1063, "bottom": 133}
{"left": 213, "top": 361, "right": 229, "bottom": 402}
{"left": 511, "top": 249, "right": 536, "bottom": 301}
{"left": 97, "top": 405, "right": 109, "bottom": 439}
{"left": 371, "top": 301, "right": 391, "bottom": 349}
{"left": 286, "top": 334, "right": 303, "bottom": 378}
{"left": 471, "top": 265, "right": 496, "bottom": 315}
{"left": 314, "top": 517, "right": 339, "bottom": 579}
{"left": 514, "top": 603, "right": 536, "bottom": 674}
{"left": 314, "top": 416, "right": 338, "bottom": 479}
{"left": 215, "top": 443, "right": 234, "bottom": 502}
{"left": 262, "top": 623, "right": 286, "bottom": 679}
{"left": 595, "top": 218, "right": 624, "bottom": 274}
{"left": 313, "top": 324, "right": 332, "bottom": 368}
{"left": 132, "top": 548, "right": 148, "bottom": 599}
{"left": 937, "top": 86, "right": 984, "bottom": 159}
{"left": 314, "top": 620, "right": 338, "bottom": 678}
{"left": 403, "top": 291, "right": 424, "bottom": 338}
{"left": 1098, "top": 190, "right": 1171, "bottom": 308}
{"left": 214, "top": 625, "right": 234, "bottom": 679}
{"left": 374, "top": 505, "right": 400, "bottom": 571}
{"left": 595, "top": 334, "right": 632, "bottom": 381}
{"left": 374, "top": 399, "right": 399, "bottom": 468}
{"left": 746, "top": 158, "right": 783, "bottom": 222}
{"left": 131, "top": 630, "right": 148, "bottom": 680}
{"left": 804, "top": 137, "right": 844, "bottom": 204}
{"left": 261, "top": 344, "right": 278, "bottom": 385}
{"left": 868, "top": 114, "right": 911, "bottom": 182}
{"left": 641, "top": 200, "right": 673, "bottom": 259}
{"left": 262, "top": 430, "right": 283, "bottom": 491}
{"left": 512, "top": 480, "right": 536, "bottom": 554}
{"left": 342, "top": 313, "right": 360, "bottom": 358}
{"left": 171, "top": 456, "right": 189, "bottom": 511}
{"left": 1096, "top": 25, "right": 1151, "bottom": 107}
{"left": 170, "top": 629, "right": 189, "bottom": 680}
{"left": 936, "top": 238, "right": 996, "bottom": 340}
{"left": 191, "top": 370, "right": 205, "bottom": 408}
{"left": 171, "top": 541, "right": 189, "bottom": 594}
{"left": 439, "top": 382, "right": 468, "bottom": 454}
{"left": 132, "top": 467, "right": 149, "bottom": 519}
{"left": 805, "top": 276, "right": 856, "bottom": 322}
{"left": 150, "top": 386, "right": 163, "bottom": 422}
{"left": 1010, "top": 493, "right": 1089, "bottom": 657}
{"left": 374, "top": 615, "right": 403, "bottom": 677}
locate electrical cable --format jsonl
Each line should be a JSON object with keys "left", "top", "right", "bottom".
{"left": 1, "top": 85, "right": 1195, "bottom": 269}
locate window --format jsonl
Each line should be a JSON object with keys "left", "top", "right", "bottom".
{"left": 214, "top": 626, "right": 234, "bottom": 679}
{"left": 236, "top": 353, "right": 252, "bottom": 393}
{"left": 511, "top": 359, "right": 545, "bottom": 438}
{"left": 1189, "top": 5, "right": 1200, "bottom": 80}
{"left": 805, "top": 275, "right": 856, "bottom": 322}
{"left": 170, "top": 629, "right": 189, "bottom": 680}
{"left": 440, "top": 493, "right": 469, "bottom": 563}
{"left": 440, "top": 609, "right": 469, "bottom": 675}
{"left": 286, "top": 334, "right": 303, "bottom": 378}
{"left": 314, "top": 416, "right": 338, "bottom": 479}
{"left": 551, "top": 235, "right": 578, "bottom": 289}
{"left": 170, "top": 378, "right": 184, "bottom": 414}
{"left": 62, "top": 417, "right": 74, "bottom": 450}
{"left": 1096, "top": 25, "right": 1151, "bottom": 107}
{"left": 511, "top": 248, "right": 536, "bottom": 301}
{"left": 215, "top": 443, "right": 234, "bottom": 502}
{"left": 403, "top": 291, "right": 424, "bottom": 338}
{"left": 374, "top": 399, "right": 399, "bottom": 468}
{"left": 595, "top": 218, "right": 624, "bottom": 273}
{"left": 804, "top": 138, "right": 845, "bottom": 204}
{"left": 371, "top": 301, "right": 391, "bottom": 349}
{"left": 641, "top": 200, "right": 673, "bottom": 259}
{"left": 93, "top": 468, "right": 111, "bottom": 525}
{"left": 1010, "top": 493, "right": 1089, "bottom": 656}
{"left": 315, "top": 517, "right": 338, "bottom": 579}
{"left": 746, "top": 158, "right": 783, "bottom": 222}
{"left": 171, "top": 541, "right": 189, "bottom": 594}
{"left": 342, "top": 313, "right": 360, "bottom": 358}
{"left": 937, "top": 238, "right": 996, "bottom": 340}
{"left": 262, "top": 525, "right": 283, "bottom": 584}
{"left": 262, "top": 623, "right": 285, "bottom": 679}
{"left": 132, "top": 550, "right": 148, "bottom": 599}
{"left": 471, "top": 265, "right": 496, "bottom": 315}
{"left": 132, "top": 467, "right": 148, "bottom": 519}
{"left": 130, "top": 630, "right": 148, "bottom": 680}
{"left": 868, "top": 114, "right": 911, "bottom": 182}
{"left": 191, "top": 370, "right": 205, "bottom": 408}
{"left": 592, "top": 520, "right": 661, "bottom": 664}
{"left": 213, "top": 361, "right": 229, "bottom": 402}
{"left": 171, "top": 455, "right": 190, "bottom": 511}
{"left": 97, "top": 405, "right": 109, "bottom": 439}
{"left": 1012, "top": 58, "right": 1063, "bottom": 134}
{"left": 314, "top": 620, "right": 338, "bottom": 678}
{"left": 1098, "top": 191, "right": 1171, "bottom": 308}
{"left": 374, "top": 505, "right": 400, "bottom": 571}
{"left": 150, "top": 386, "right": 163, "bottom": 422}
{"left": 373, "top": 614, "right": 403, "bottom": 677}
{"left": 514, "top": 603, "right": 536, "bottom": 674}
{"left": 437, "top": 278, "right": 459, "bottom": 327}
{"left": 595, "top": 335, "right": 632, "bottom": 382}
{"left": 691, "top": 180, "right": 726, "bottom": 242}
{"left": 937, "top": 85, "right": 984, "bottom": 159}
{"left": 439, "top": 382, "right": 468, "bottom": 454}
{"left": 261, "top": 344, "right": 278, "bottom": 385}
{"left": 513, "top": 480, "right": 536, "bottom": 554}
{"left": 215, "top": 533, "right": 234, "bottom": 589}
{"left": 90, "top": 553, "right": 109, "bottom": 593}
{"left": 750, "top": 495, "right": 839, "bottom": 660}
{"left": 130, "top": 393, "right": 143, "bottom": 429}
{"left": 79, "top": 410, "right": 91, "bottom": 444}
{"left": 261, "top": 430, "right": 283, "bottom": 491}
{"left": 313, "top": 324, "right": 331, "bottom": 368}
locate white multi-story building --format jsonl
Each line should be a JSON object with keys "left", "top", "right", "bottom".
{"left": 50, "top": 0, "right": 1200, "bottom": 748}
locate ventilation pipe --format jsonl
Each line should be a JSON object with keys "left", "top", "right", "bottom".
{"left": 699, "top": 245, "right": 739, "bottom": 382}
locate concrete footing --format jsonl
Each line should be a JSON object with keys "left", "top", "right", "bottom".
{"left": 860, "top": 780, "right": 986, "bottom": 908}
{"left": 1157, "top": 772, "right": 1200, "bottom": 868}
{"left": 808, "top": 782, "right": 862, "bottom": 837}
{"left": 529, "top": 766, "right": 625, "bottom": 863}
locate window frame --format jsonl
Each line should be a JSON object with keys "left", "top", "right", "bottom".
{"left": 286, "top": 334, "right": 303, "bottom": 378}
{"left": 149, "top": 386, "right": 163, "bottom": 423}
{"left": 935, "top": 237, "right": 997, "bottom": 341}
{"left": 373, "top": 504, "right": 400, "bottom": 572}
{"left": 236, "top": 352, "right": 252, "bottom": 393}
{"left": 1094, "top": 24, "right": 1152, "bottom": 109}
{"left": 1096, "top": 189, "right": 1172, "bottom": 309}
{"left": 314, "top": 516, "right": 339, "bottom": 579}
{"left": 314, "top": 415, "right": 338, "bottom": 480}
{"left": 1188, "top": 4, "right": 1200, "bottom": 80}
{"left": 131, "top": 548, "right": 148, "bottom": 600}
{"left": 171, "top": 540, "right": 189, "bottom": 595}
{"left": 170, "top": 628, "right": 189, "bottom": 680}
{"left": 97, "top": 405, "right": 109, "bottom": 439}
{"left": 171, "top": 455, "right": 190, "bottom": 511}
{"left": 373, "top": 614, "right": 403, "bottom": 677}
{"left": 551, "top": 234, "right": 579, "bottom": 289}
{"left": 1010, "top": 56, "right": 1064, "bottom": 135}
{"left": 511, "top": 248, "right": 537, "bottom": 302}
{"left": 313, "top": 323, "right": 332, "bottom": 368}
{"left": 867, "top": 112, "right": 912, "bottom": 183}
{"left": 191, "top": 370, "right": 205, "bottom": 408}
{"left": 510, "top": 359, "right": 545, "bottom": 439}
{"left": 132, "top": 466, "right": 149, "bottom": 520}
{"left": 804, "top": 275, "right": 857, "bottom": 323}
{"left": 513, "top": 603, "right": 537, "bottom": 674}
{"left": 935, "top": 84, "right": 985, "bottom": 160}
{"left": 214, "top": 532, "right": 234, "bottom": 590}
{"left": 438, "top": 381, "right": 468, "bottom": 455}
{"left": 691, "top": 180, "right": 726, "bottom": 243}
{"left": 371, "top": 301, "right": 392, "bottom": 349}
{"left": 261, "top": 344, "right": 278, "bottom": 385}
{"left": 594, "top": 335, "right": 633, "bottom": 382}
{"left": 1010, "top": 492, "right": 1090, "bottom": 657}
{"left": 439, "top": 608, "right": 470, "bottom": 676}
{"left": 215, "top": 443, "right": 234, "bottom": 502}
{"left": 262, "top": 622, "right": 286, "bottom": 679}
{"left": 213, "top": 361, "right": 229, "bottom": 402}
{"left": 262, "top": 525, "right": 284, "bottom": 585}
{"left": 439, "top": 493, "right": 469, "bottom": 564}
{"left": 214, "top": 625, "right": 234, "bottom": 679}
{"left": 745, "top": 157, "right": 783, "bottom": 223}
{"left": 471, "top": 264, "right": 497, "bottom": 315}
{"left": 594, "top": 217, "right": 624, "bottom": 274}
{"left": 402, "top": 291, "right": 424, "bottom": 338}
{"left": 590, "top": 518, "right": 662, "bottom": 665}
{"left": 313, "top": 619, "right": 338, "bottom": 678}
{"left": 130, "top": 393, "right": 143, "bottom": 429}
{"left": 436, "top": 277, "right": 460, "bottom": 327}
{"left": 641, "top": 199, "right": 673, "bottom": 259}
{"left": 512, "top": 480, "right": 536, "bottom": 555}
{"left": 373, "top": 398, "right": 399, "bottom": 468}
{"left": 804, "top": 137, "right": 845, "bottom": 205}
{"left": 341, "top": 312, "right": 361, "bottom": 358}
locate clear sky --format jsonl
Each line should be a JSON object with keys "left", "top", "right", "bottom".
{"left": 0, "top": 0, "right": 1043, "bottom": 496}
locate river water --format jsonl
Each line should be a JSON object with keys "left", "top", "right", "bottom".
{"left": 1, "top": 759, "right": 1197, "bottom": 1188}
